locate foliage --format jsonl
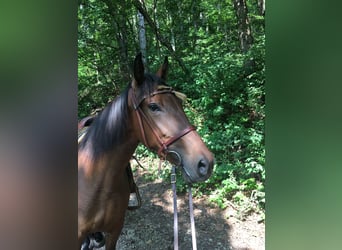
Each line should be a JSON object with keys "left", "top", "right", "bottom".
{"left": 78, "top": 0, "right": 265, "bottom": 215}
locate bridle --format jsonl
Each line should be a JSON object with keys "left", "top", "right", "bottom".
{"left": 129, "top": 85, "right": 196, "bottom": 158}
{"left": 129, "top": 84, "right": 198, "bottom": 250}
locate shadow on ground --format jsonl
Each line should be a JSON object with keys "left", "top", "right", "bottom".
{"left": 116, "top": 169, "right": 234, "bottom": 250}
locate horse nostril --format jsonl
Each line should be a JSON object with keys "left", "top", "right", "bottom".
{"left": 198, "top": 159, "right": 208, "bottom": 176}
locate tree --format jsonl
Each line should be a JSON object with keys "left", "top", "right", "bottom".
{"left": 233, "top": 0, "right": 254, "bottom": 53}
{"left": 103, "top": 0, "right": 131, "bottom": 82}
{"left": 257, "top": 0, "right": 265, "bottom": 16}
{"left": 132, "top": 0, "right": 191, "bottom": 77}
{"left": 137, "top": 0, "right": 147, "bottom": 69}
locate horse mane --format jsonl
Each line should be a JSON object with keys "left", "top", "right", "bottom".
{"left": 78, "top": 85, "right": 130, "bottom": 159}
{"left": 79, "top": 73, "right": 166, "bottom": 160}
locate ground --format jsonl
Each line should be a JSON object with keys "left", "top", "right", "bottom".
{"left": 116, "top": 161, "right": 265, "bottom": 250}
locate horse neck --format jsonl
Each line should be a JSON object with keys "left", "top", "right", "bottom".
{"left": 106, "top": 137, "right": 138, "bottom": 170}
{"left": 79, "top": 133, "right": 138, "bottom": 181}
{"left": 79, "top": 94, "right": 140, "bottom": 176}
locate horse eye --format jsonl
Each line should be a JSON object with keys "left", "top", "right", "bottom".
{"left": 148, "top": 103, "right": 161, "bottom": 112}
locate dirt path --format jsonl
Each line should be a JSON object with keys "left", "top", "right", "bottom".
{"left": 116, "top": 164, "right": 265, "bottom": 250}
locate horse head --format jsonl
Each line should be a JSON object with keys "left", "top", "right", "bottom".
{"left": 129, "top": 53, "right": 214, "bottom": 183}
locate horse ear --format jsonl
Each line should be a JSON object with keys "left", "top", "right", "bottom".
{"left": 156, "top": 56, "right": 169, "bottom": 80}
{"left": 133, "top": 52, "right": 145, "bottom": 86}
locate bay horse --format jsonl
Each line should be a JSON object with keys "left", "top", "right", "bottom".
{"left": 78, "top": 53, "right": 214, "bottom": 249}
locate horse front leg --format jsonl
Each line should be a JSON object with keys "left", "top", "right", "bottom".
{"left": 78, "top": 231, "right": 87, "bottom": 249}
{"left": 104, "top": 235, "right": 116, "bottom": 250}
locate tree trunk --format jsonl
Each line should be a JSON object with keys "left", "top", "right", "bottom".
{"left": 152, "top": 0, "right": 160, "bottom": 57}
{"left": 258, "top": 0, "right": 265, "bottom": 16}
{"left": 233, "top": 0, "right": 254, "bottom": 53}
{"left": 137, "top": 0, "right": 147, "bottom": 70}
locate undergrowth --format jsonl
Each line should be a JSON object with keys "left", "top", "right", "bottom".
{"left": 133, "top": 145, "right": 265, "bottom": 220}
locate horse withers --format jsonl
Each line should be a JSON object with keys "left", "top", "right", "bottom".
{"left": 78, "top": 53, "right": 214, "bottom": 249}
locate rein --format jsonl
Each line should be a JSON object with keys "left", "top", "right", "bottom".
{"left": 171, "top": 165, "right": 198, "bottom": 250}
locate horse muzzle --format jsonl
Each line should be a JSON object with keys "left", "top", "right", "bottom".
{"left": 167, "top": 150, "right": 214, "bottom": 184}
{"left": 183, "top": 155, "right": 213, "bottom": 183}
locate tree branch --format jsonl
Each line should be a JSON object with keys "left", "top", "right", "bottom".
{"left": 132, "top": 0, "right": 191, "bottom": 78}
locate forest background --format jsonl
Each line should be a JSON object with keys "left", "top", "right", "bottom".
{"left": 78, "top": 0, "right": 265, "bottom": 216}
